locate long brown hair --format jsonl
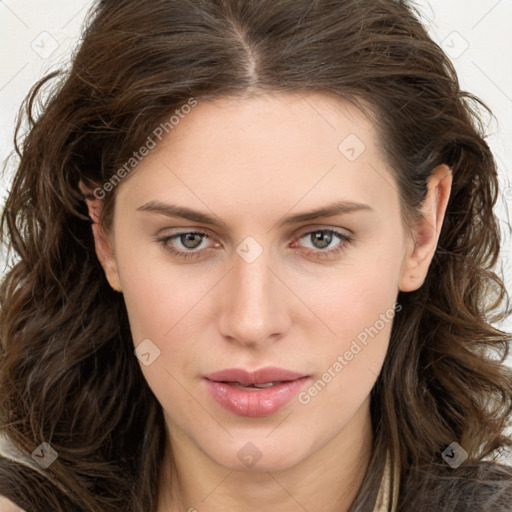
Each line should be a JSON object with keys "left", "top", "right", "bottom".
{"left": 1, "top": 0, "right": 511, "bottom": 510}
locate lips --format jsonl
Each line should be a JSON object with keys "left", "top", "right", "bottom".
{"left": 204, "top": 367, "right": 307, "bottom": 385}
{"left": 203, "top": 367, "right": 310, "bottom": 417}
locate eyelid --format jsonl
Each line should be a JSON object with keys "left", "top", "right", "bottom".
{"left": 293, "top": 224, "right": 353, "bottom": 238}
{"left": 156, "top": 224, "right": 352, "bottom": 240}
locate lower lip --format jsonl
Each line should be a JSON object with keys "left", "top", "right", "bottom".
{"left": 204, "top": 377, "right": 310, "bottom": 417}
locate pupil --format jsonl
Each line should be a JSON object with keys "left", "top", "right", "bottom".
{"left": 181, "top": 233, "right": 202, "bottom": 249}
{"left": 312, "top": 231, "right": 332, "bottom": 249}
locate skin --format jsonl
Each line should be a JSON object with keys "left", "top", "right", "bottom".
{"left": 83, "top": 92, "right": 452, "bottom": 511}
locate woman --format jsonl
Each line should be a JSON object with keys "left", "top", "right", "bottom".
{"left": 1, "top": 0, "right": 511, "bottom": 510}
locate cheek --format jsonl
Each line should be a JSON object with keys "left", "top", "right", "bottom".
{"left": 114, "top": 233, "right": 208, "bottom": 342}
{"left": 115, "top": 243, "right": 220, "bottom": 399}
{"left": 118, "top": 266, "right": 172, "bottom": 343}
{"left": 300, "top": 239, "right": 403, "bottom": 396}
{"left": 307, "top": 237, "right": 403, "bottom": 340}
{"left": 116, "top": 253, "right": 203, "bottom": 415}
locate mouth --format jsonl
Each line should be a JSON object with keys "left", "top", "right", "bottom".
{"left": 203, "top": 366, "right": 309, "bottom": 385}
{"left": 203, "top": 367, "right": 311, "bottom": 417}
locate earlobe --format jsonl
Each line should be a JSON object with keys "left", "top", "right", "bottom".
{"left": 399, "top": 164, "right": 453, "bottom": 292}
{"left": 79, "top": 181, "right": 123, "bottom": 293}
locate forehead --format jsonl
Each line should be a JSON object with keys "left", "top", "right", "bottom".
{"left": 115, "top": 92, "right": 400, "bottom": 223}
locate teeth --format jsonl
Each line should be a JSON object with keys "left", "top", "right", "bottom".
{"left": 231, "top": 381, "right": 282, "bottom": 388}
{"left": 253, "top": 382, "right": 280, "bottom": 388}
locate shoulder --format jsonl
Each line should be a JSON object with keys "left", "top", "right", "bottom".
{"left": 0, "top": 497, "right": 26, "bottom": 512}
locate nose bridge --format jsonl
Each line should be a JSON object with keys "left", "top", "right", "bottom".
{"left": 217, "top": 239, "right": 290, "bottom": 345}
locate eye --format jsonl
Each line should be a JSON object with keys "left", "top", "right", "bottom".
{"left": 155, "top": 228, "right": 353, "bottom": 261}
{"left": 156, "top": 231, "right": 214, "bottom": 260}
{"left": 291, "top": 229, "right": 352, "bottom": 259}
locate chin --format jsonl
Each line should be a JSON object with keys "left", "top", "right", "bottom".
{"left": 208, "top": 443, "right": 305, "bottom": 473}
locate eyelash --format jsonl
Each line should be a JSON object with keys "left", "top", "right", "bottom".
{"left": 155, "top": 228, "right": 353, "bottom": 261}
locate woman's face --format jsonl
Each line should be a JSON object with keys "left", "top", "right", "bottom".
{"left": 95, "top": 92, "right": 436, "bottom": 473}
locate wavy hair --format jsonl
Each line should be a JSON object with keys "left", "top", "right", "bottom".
{"left": 1, "top": 0, "right": 511, "bottom": 510}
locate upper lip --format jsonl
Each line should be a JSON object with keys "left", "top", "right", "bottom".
{"left": 204, "top": 367, "right": 308, "bottom": 384}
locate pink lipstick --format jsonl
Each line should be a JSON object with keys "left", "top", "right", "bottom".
{"left": 203, "top": 367, "right": 310, "bottom": 417}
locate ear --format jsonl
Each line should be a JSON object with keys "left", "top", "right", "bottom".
{"left": 399, "top": 164, "right": 453, "bottom": 292}
{"left": 79, "top": 180, "right": 122, "bottom": 292}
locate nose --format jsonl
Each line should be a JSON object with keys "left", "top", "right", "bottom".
{"left": 217, "top": 243, "right": 292, "bottom": 349}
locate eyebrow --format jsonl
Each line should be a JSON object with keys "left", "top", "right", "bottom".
{"left": 136, "top": 199, "right": 373, "bottom": 227}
